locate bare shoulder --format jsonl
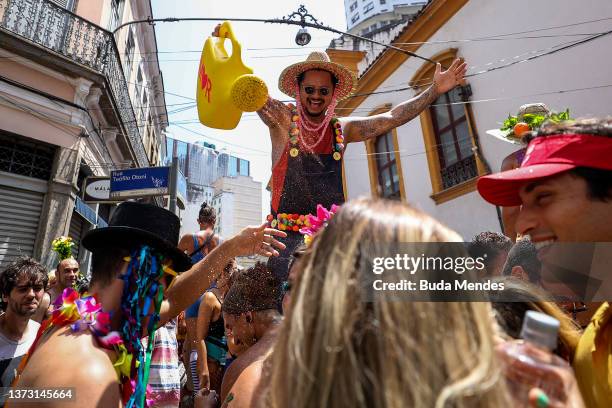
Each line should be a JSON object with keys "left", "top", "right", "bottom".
{"left": 19, "top": 328, "right": 121, "bottom": 407}
{"left": 221, "top": 362, "right": 264, "bottom": 408}
{"left": 178, "top": 233, "right": 195, "bottom": 252}
{"left": 220, "top": 343, "right": 262, "bottom": 401}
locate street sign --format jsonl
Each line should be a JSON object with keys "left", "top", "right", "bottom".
{"left": 82, "top": 176, "right": 121, "bottom": 203}
{"left": 110, "top": 167, "right": 170, "bottom": 199}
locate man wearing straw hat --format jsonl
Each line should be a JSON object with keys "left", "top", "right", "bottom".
{"left": 256, "top": 50, "right": 467, "bottom": 282}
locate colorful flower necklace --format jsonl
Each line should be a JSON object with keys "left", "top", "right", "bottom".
{"left": 288, "top": 108, "right": 344, "bottom": 161}
{"left": 18, "top": 246, "right": 178, "bottom": 408}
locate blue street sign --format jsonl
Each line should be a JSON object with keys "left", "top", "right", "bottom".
{"left": 110, "top": 167, "right": 170, "bottom": 199}
{"left": 74, "top": 196, "right": 98, "bottom": 225}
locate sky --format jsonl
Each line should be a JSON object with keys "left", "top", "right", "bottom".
{"left": 151, "top": 0, "right": 348, "bottom": 219}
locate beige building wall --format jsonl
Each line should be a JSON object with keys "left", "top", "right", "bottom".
{"left": 212, "top": 175, "right": 262, "bottom": 237}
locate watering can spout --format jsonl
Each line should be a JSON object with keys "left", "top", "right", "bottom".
{"left": 196, "top": 21, "right": 268, "bottom": 130}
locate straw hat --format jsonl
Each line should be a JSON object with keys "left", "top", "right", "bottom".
{"left": 278, "top": 51, "right": 357, "bottom": 100}
{"left": 487, "top": 103, "right": 551, "bottom": 145}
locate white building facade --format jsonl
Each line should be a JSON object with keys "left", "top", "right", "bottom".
{"left": 344, "top": 0, "right": 426, "bottom": 33}
{"left": 333, "top": 0, "right": 612, "bottom": 240}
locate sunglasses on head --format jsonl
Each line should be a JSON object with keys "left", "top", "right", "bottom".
{"left": 303, "top": 86, "right": 331, "bottom": 96}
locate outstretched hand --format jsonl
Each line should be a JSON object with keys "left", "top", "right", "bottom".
{"left": 231, "top": 223, "right": 287, "bottom": 258}
{"left": 433, "top": 58, "right": 467, "bottom": 94}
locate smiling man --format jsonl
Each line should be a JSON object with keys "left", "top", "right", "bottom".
{"left": 0, "top": 258, "right": 47, "bottom": 393}
{"left": 254, "top": 50, "right": 467, "bottom": 282}
{"left": 477, "top": 118, "right": 612, "bottom": 407}
{"left": 47, "top": 258, "right": 79, "bottom": 305}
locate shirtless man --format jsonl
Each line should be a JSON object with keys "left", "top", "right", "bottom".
{"left": 217, "top": 263, "right": 282, "bottom": 406}
{"left": 46, "top": 258, "right": 79, "bottom": 304}
{"left": 13, "top": 202, "right": 285, "bottom": 408}
{"left": 247, "top": 44, "right": 467, "bottom": 282}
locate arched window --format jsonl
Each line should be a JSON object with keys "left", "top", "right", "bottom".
{"left": 410, "top": 49, "right": 486, "bottom": 204}
{"left": 365, "top": 104, "right": 407, "bottom": 200}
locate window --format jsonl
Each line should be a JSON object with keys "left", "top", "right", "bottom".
{"left": 429, "top": 87, "right": 477, "bottom": 190}
{"left": 373, "top": 132, "right": 401, "bottom": 199}
{"left": 239, "top": 159, "right": 249, "bottom": 176}
{"left": 229, "top": 156, "right": 238, "bottom": 176}
{"left": 350, "top": 2, "right": 358, "bottom": 12}
{"left": 123, "top": 30, "right": 135, "bottom": 82}
{"left": 410, "top": 49, "right": 485, "bottom": 204}
{"left": 108, "top": 0, "right": 126, "bottom": 31}
{"left": 0, "top": 131, "right": 55, "bottom": 180}
{"left": 351, "top": 14, "right": 360, "bottom": 24}
{"left": 364, "top": 2, "right": 374, "bottom": 14}
{"left": 139, "top": 90, "right": 148, "bottom": 126}
{"left": 364, "top": 105, "right": 405, "bottom": 200}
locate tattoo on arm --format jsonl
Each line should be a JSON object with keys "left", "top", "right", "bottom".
{"left": 343, "top": 85, "right": 439, "bottom": 143}
{"left": 257, "top": 97, "right": 290, "bottom": 129}
{"left": 221, "top": 392, "right": 235, "bottom": 407}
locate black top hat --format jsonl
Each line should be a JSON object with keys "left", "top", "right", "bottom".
{"left": 82, "top": 202, "right": 192, "bottom": 272}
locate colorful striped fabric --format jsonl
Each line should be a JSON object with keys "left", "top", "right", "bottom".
{"left": 144, "top": 319, "right": 181, "bottom": 407}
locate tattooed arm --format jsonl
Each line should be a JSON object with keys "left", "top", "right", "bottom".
{"left": 341, "top": 85, "right": 439, "bottom": 143}
{"left": 341, "top": 59, "right": 467, "bottom": 143}
{"left": 257, "top": 96, "right": 291, "bottom": 130}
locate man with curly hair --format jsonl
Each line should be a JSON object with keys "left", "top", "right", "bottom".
{"left": 0, "top": 258, "right": 47, "bottom": 393}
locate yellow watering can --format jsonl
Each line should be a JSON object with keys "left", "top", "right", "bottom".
{"left": 196, "top": 21, "right": 268, "bottom": 130}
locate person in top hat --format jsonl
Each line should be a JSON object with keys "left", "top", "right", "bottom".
{"left": 233, "top": 37, "right": 467, "bottom": 281}
{"left": 477, "top": 118, "right": 612, "bottom": 407}
{"left": 13, "top": 202, "right": 285, "bottom": 408}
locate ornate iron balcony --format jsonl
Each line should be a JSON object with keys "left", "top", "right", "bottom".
{"left": 441, "top": 155, "right": 478, "bottom": 190}
{"left": 0, "top": 0, "right": 149, "bottom": 167}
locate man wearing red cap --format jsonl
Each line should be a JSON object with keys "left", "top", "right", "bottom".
{"left": 477, "top": 118, "right": 612, "bottom": 407}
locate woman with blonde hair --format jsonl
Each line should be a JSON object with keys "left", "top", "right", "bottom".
{"left": 266, "top": 198, "right": 511, "bottom": 408}
{"left": 489, "top": 277, "right": 582, "bottom": 362}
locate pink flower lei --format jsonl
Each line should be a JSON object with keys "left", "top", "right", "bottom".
{"left": 299, "top": 204, "right": 340, "bottom": 245}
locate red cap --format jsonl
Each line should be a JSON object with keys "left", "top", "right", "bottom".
{"left": 477, "top": 134, "right": 612, "bottom": 206}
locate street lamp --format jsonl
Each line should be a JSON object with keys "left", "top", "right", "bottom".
{"left": 295, "top": 28, "right": 311, "bottom": 46}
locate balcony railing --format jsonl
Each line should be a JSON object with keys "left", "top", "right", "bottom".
{"left": 0, "top": 0, "right": 148, "bottom": 167}
{"left": 441, "top": 155, "right": 478, "bottom": 190}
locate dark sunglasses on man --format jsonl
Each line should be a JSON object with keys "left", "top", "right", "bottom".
{"left": 303, "top": 86, "right": 331, "bottom": 96}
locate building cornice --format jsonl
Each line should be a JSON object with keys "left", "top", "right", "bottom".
{"left": 334, "top": 0, "right": 468, "bottom": 115}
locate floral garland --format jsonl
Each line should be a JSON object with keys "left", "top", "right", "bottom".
{"left": 20, "top": 246, "right": 178, "bottom": 408}
{"left": 298, "top": 204, "right": 340, "bottom": 245}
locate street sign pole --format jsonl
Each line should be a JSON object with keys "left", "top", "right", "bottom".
{"left": 169, "top": 155, "right": 178, "bottom": 214}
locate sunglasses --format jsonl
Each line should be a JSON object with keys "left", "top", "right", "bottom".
{"left": 303, "top": 86, "right": 331, "bottom": 96}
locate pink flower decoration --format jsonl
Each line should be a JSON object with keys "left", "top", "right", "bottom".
{"left": 299, "top": 204, "right": 340, "bottom": 244}
{"left": 98, "top": 331, "right": 123, "bottom": 348}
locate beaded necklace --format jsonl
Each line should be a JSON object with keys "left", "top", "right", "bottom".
{"left": 288, "top": 108, "right": 345, "bottom": 161}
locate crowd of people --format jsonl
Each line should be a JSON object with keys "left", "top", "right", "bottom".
{"left": 0, "top": 41, "right": 610, "bottom": 407}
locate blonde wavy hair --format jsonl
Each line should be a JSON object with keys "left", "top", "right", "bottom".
{"left": 267, "top": 198, "right": 510, "bottom": 408}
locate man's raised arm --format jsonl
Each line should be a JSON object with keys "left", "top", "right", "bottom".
{"left": 257, "top": 96, "right": 291, "bottom": 129}
{"left": 341, "top": 59, "right": 467, "bottom": 143}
